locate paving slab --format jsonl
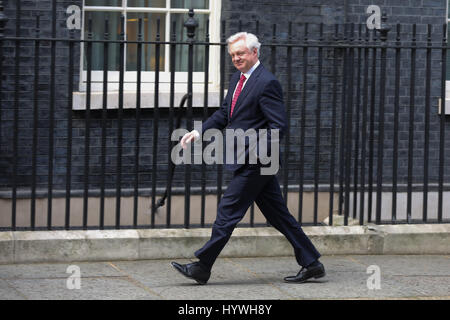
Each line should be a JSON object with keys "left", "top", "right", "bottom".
{"left": 0, "top": 255, "right": 448, "bottom": 300}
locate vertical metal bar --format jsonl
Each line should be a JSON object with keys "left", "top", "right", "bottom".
{"left": 344, "top": 23, "right": 355, "bottom": 226}
{"left": 407, "top": 24, "right": 417, "bottom": 224}
{"left": 313, "top": 23, "right": 324, "bottom": 225}
{"left": 328, "top": 24, "right": 339, "bottom": 226}
{"left": 438, "top": 24, "right": 447, "bottom": 223}
{"left": 392, "top": 24, "right": 401, "bottom": 224}
{"left": 0, "top": 23, "right": 5, "bottom": 201}
{"left": 359, "top": 26, "right": 370, "bottom": 225}
{"left": 338, "top": 23, "right": 349, "bottom": 218}
{"left": 184, "top": 10, "right": 197, "bottom": 228}
{"left": 267, "top": 23, "right": 277, "bottom": 227}
{"left": 83, "top": 19, "right": 93, "bottom": 230}
{"left": 134, "top": 18, "right": 143, "bottom": 228}
{"left": 167, "top": 21, "right": 176, "bottom": 228}
{"left": 201, "top": 21, "right": 210, "bottom": 228}
{"left": 263, "top": 9, "right": 271, "bottom": 223}
{"left": 46, "top": 0, "right": 57, "bottom": 230}
{"left": 12, "top": 0, "right": 21, "bottom": 231}
{"left": 352, "top": 24, "right": 362, "bottom": 219}
{"left": 100, "top": 18, "right": 109, "bottom": 230}
{"left": 31, "top": 15, "right": 41, "bottom": 230}
{"left": 271, "top": 24, "right": 276, "bottom": 74}
{"left": 298, "top": 23, "right": 308, "bottom": 224}
{"left": 0, "top": 1, "right": 6, "bottom": 160}
{"left": 218, "top": 20, "right": 225, "bottom": 209}
{"left": 422, "top": 24, "right": 432, "bottom": 223}
{"left": 115, "top": 15, "right": 125, "bottom": 229}
{"left": 66, "top": 28, "right": 75, "bottom": 230}
{"left": 375, "top": 17, "right": 389, "bottom": 225}
{"left": 283, "top": 22, "right": 292, "bottom": 204}
{"left": 250, "top": 20, "right": 259, "bottom": 227}
{"left": 367, "top": 28, "right": 377, "bottom": 223}
{"left": 151, "top": 19, "right": 161, "bottom": 228}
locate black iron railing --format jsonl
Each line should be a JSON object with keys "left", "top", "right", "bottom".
{"left": 0, "top": 4, "right": 449, "bottom": 231}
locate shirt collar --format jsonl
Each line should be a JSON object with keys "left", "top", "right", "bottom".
{"left": 242, "top": 60, "right": 260, "bottom": 79}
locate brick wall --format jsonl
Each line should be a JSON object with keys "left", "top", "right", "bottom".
{"left": 0, "top": 0, "right": 449, "bottom": 198}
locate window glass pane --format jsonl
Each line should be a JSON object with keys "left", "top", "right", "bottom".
{"left": 126, "top": 13, "right": 166, "bottom": 71}
{"left": 85, "top": 0, "right": 121, "bottom": 6}
{"left": 84, "top": 11, "right": 122, "bottom": 71}
{"left": 171, "top": 0, "right": 208, "bottom": 9}
{"left": 128, "top": 0, "right": 166, "bottom": 7}
{"left": 171, "top": 13, "right": 207, "bottom": 71}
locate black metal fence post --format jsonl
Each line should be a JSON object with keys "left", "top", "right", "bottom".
{"left": 167, "top": 21, "right": 177, "bottom": 228}
{"left": 367, "top": 28, "right": 377, "bottom": 223}
{"left": 407, "top": 23, "right": 417, "bottom": 224}
{"left": 352, "top": 24, "right": 362, "bottom": 220}
{"left": 0, "top": 0, "right": 7, "bottom": 171}
{"left": 12, "top": 0, "right": 21, "bottom": 231}
{"left": 314, "top": 23, "right": 324, "bottom": 226}
{"left": 151, "top": 18, "right": 161, "bottom": 228}
{"left": 376, "top": 13, "right": 390, "bottom": 224}
{"left": 184, "top": 9, "right": 198, "bottom": 228}
{"left": 217, "top": 20, "right": 225, "bottom": 213}
{"left": 391, "top": 23, "right": 401, "bottom": 224}
{"left": 31, "top": 14, "right": 41, "bottom": 230}
{"left": 134, "top": 18, "right": 143, "bottom": 228}
{"left": 115, "top": 15, "right": 125, "bottom": 229}
{"left": 99, "top": 18, "right": 110, "bottom": 230}
{"left": 283, "top": 22, "right": 292, "bottom": 206}
{"left": 298, "top": 22, "right": 308, "bottom": 224}
{"left": 66, "top": 27, "right": 75, "bottom": 230}
{"left": 343, "top": 23, "right": 355, "bottom": 226}
{"left": 438, "top": 23, "right": 447, "bottom": 223}
{"left": 47, "top": 0, "right": 57, "bottom": 230}
{"left": 201, "top": 21, "right": 210, "bottom": 228}
{"left": 328, "top": 24, "right": 340, "bottom": 226}
{"left": 359, "top": 26, "right": 370, "bottom": 225}
{"left": 423, "top": 24, "right": 432, "bottom": 222}
{"left": 83, "top": 18, "right": 93, "bottom": 230}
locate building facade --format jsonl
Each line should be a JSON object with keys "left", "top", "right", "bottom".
{"left": 0, "top": 0, "right": 449, "bottom": 229}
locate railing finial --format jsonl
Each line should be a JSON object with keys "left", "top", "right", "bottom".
{"left": 377, "top": 12, "right": 391, "bottom": 41}
{"left": 184, "top": 8, "right": 198, "bottom": 41}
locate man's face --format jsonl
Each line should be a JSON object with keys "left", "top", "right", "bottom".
{"left": 228, "top": 38, "right": 258, "bottom": 73}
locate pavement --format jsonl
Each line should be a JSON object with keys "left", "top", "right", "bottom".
{"left": 0, "top": 254, "right": 449, "bottom": 300}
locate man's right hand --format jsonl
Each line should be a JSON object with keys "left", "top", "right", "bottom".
{"left": 180, "top": 130, "right": 200, "bottom": 149}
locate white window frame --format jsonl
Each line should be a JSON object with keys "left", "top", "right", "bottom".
{"left": 445, "top": 0, "right": 450, "bottom": 114}
{"left": 76, "top": 0, "right": 222, "bottom": 109}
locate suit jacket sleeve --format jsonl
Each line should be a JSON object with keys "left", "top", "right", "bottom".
{"left": 259, "top": 79, "right": 288, "bottom": 140}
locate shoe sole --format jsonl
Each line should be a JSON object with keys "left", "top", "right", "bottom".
{"left": 171, "top": 262, "right": 208, "bottom": 285}
{"left": 284, "top": 271, "right": 326, "bottom": 283}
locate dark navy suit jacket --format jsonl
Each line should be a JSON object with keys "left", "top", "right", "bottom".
{"left": 201, "top": 63, "right": 287, "bottom": 172}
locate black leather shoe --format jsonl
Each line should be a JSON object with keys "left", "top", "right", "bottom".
{"left": 284, "top": 262, "right": 326, "bottom": 283}
{"left": 171, "top": 261, "right": 211, "bottom": 285}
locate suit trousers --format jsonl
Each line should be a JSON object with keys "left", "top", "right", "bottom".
{"left": 195, "top": 164, "right": 321, "bottom": 269}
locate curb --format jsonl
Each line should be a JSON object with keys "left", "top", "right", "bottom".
{"left": 0, "top": 224, "right": 449, "bottom": 264}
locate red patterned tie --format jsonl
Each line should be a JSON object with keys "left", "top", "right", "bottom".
{"left": 230, "top": 74, "right": 247, "bottom": 117}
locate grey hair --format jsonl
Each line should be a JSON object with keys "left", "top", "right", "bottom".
{"left": 226, "top": 32, "right": 261, "bottom": 57}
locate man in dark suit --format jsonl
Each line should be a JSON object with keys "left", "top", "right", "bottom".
{"left": 171, "top": 32, "right": 325, "bottom": 285}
